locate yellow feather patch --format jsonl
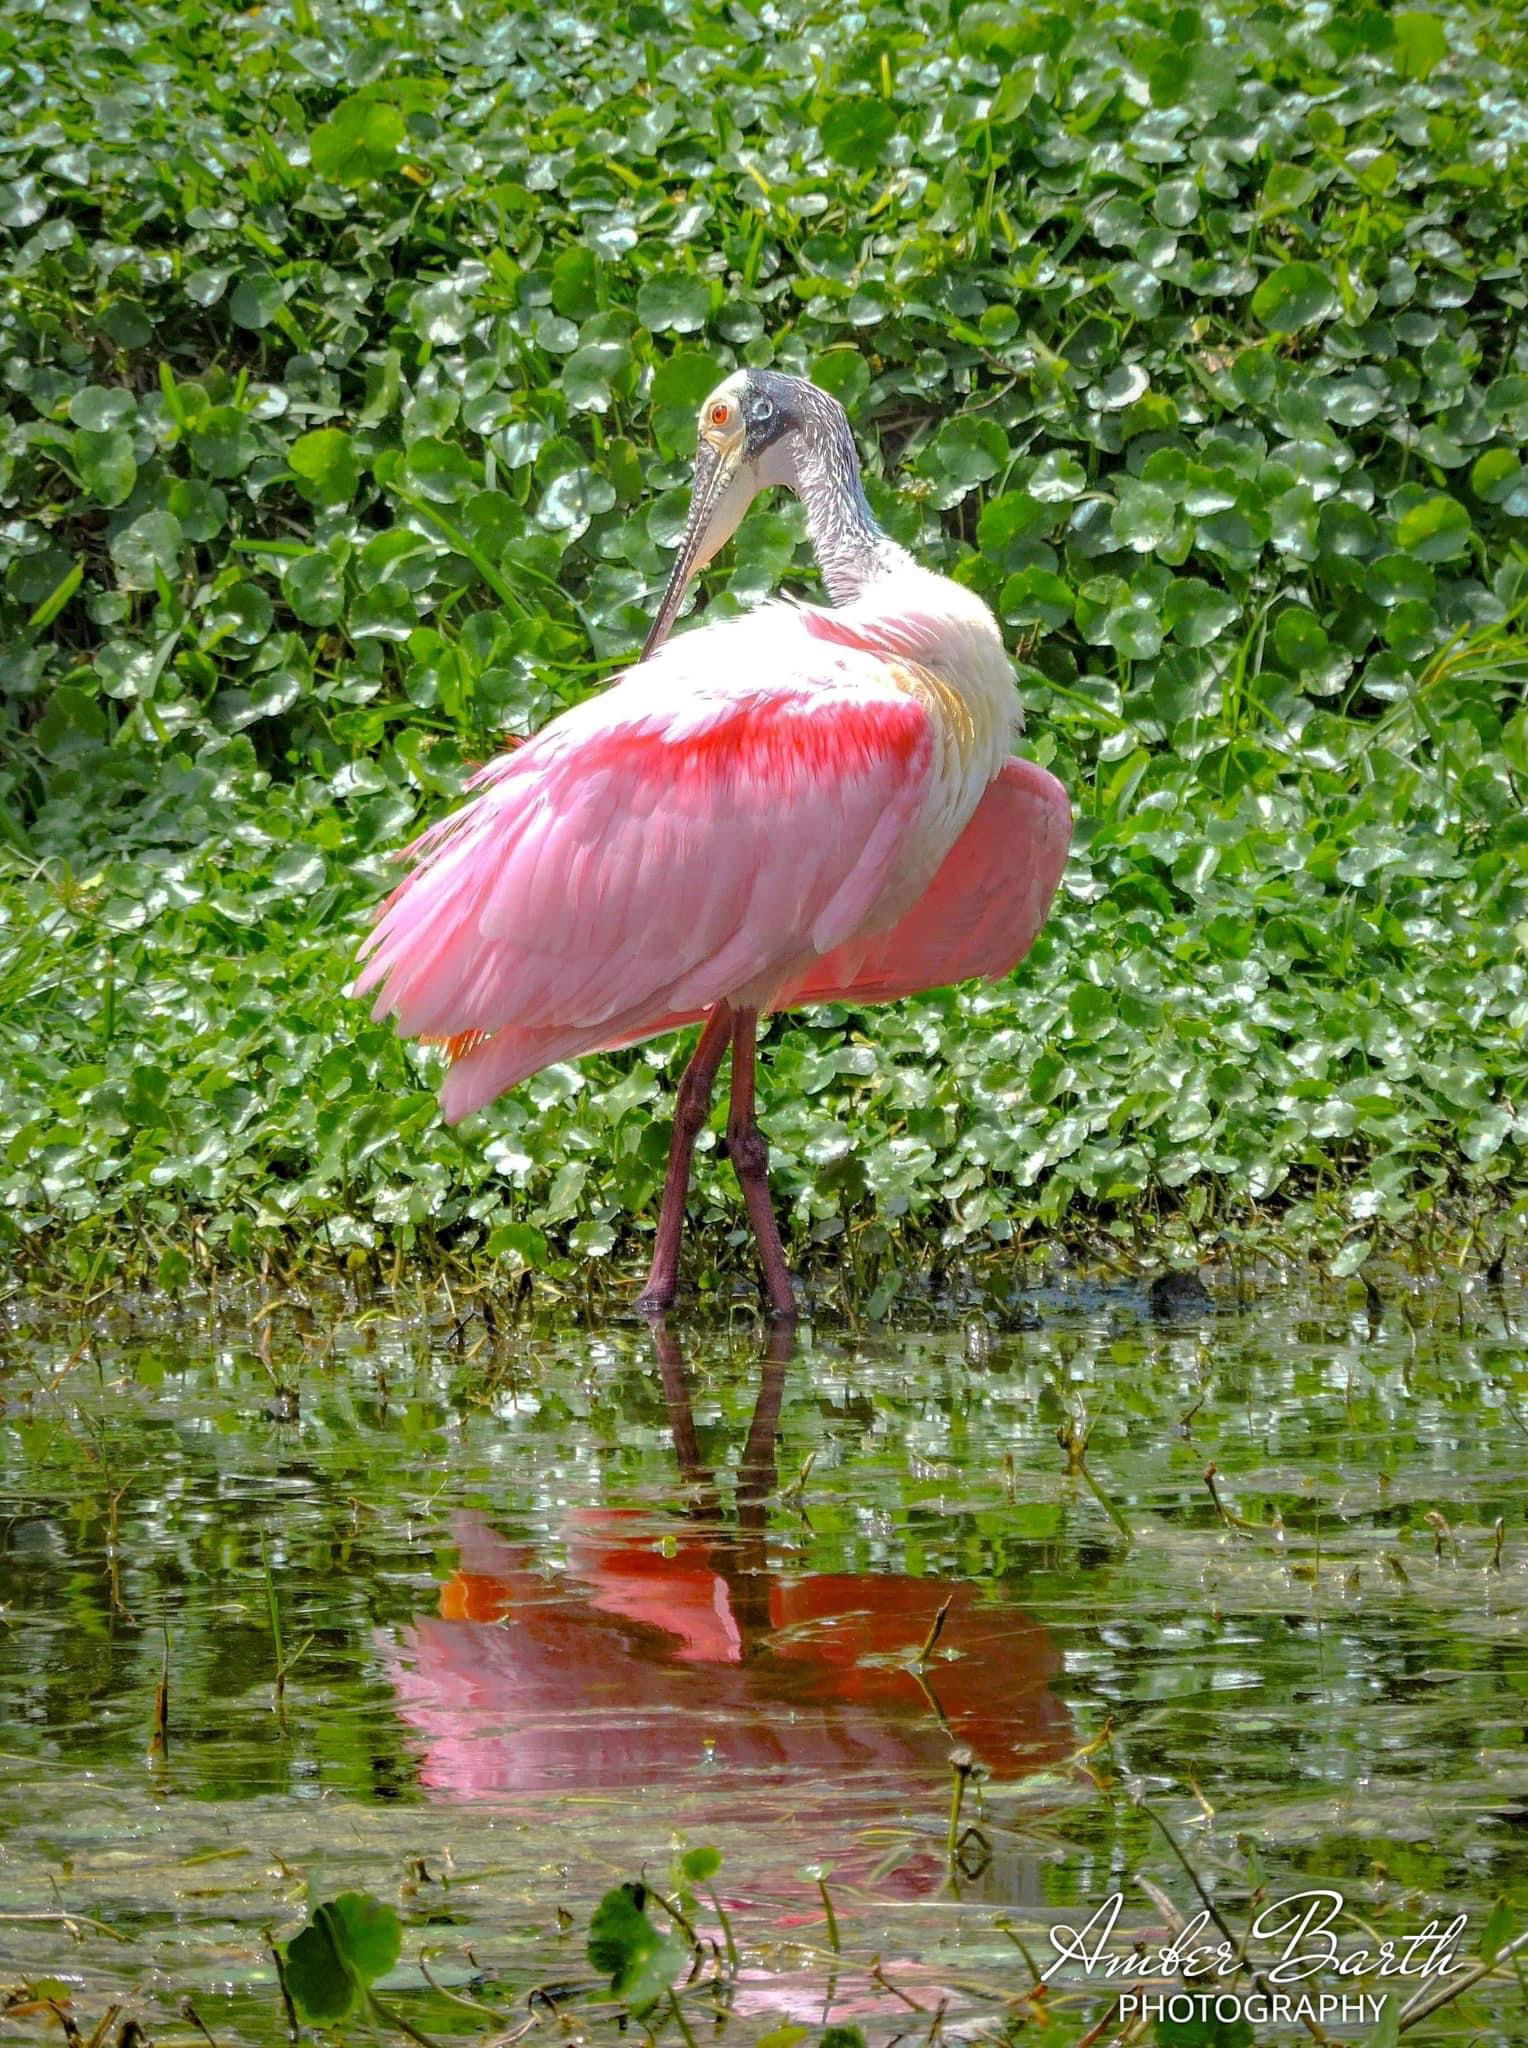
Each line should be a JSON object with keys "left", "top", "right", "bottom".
{"left": 421, "top": 1030, "right": 491, "bottom": 1065}
{"left": 884, "top": 658, "right": 984, "bottom": 770}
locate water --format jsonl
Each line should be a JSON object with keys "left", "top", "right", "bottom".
{"left": 0, "top": 1276, "right": 1523, "bottom": 2042}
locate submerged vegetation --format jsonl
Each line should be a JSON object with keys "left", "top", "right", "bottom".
{"left": 2, "top": 0, "right": 1527, "bottom": 1294}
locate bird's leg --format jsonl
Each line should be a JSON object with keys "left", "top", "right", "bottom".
{"left": 726, "top": 1009, "right": 797, "bottom": 1323}
{"left": 637, "top": 1005, "right": 732, "bottom": 1313}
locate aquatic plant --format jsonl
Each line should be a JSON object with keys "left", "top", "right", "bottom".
{"left": 2, "top": 0, "right": 1525, "bottom": 1293}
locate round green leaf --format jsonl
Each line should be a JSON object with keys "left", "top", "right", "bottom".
{"left": 409, "top": 282, "right": 472, "bottom": 346}
{"left": 311, "top": 95, "right": 406, "bottom": 186}
{"left": 551, "top": 246, "right": 599, "bottom": 321}
{"left": 1273, "top": 607, "right": 1329, "bottom": 672}
{"left": 1001, "top": 565, "right": 1073, "bottom": 631}
{"left": 1111, "top": 480, "right": 1175, "bottom": 552}
{"left": 111, "top": 510, "right": 182, "bottom": 589}
{"left": 810, "top": 350, "right": 871, "bottom": 410}
{"left": 1163, "top": 577, "right": 1237, "bottom": 646}
{"left": 1394, "top": 494, "right": 1472, "bottom": 562}
{"left": 1392, "top": 9, "right": 1446, "bottom": 77}
{"left": 929, "top": 416, "right": 1009, "bottom": 490}
{"left": 1153, "top": 178, "right": 1199, "bottom": 228}
{"left": 1088, "top": 364, "right": 1149, "bottom": 411}
{"left": 1028, "top": 451, "right": 1087, "bottom": 502}
{"left": 229, "top": 273, "right": 283, "bottom": 331}
{"left": 650, "top": 349, "right": 726, "bottom": 455}
{"left": 587, "top": 1883, "right": 685, "bottom": 2010}
{"left": 209, "top": 580, "right": 274, "bottom": 643}
{"left": 1251, "top": 262, "right": 1339, "bottom": 333}
{"left": 819, "top": 97, "right": 896, "bottom": 170}
{"left": 69, "top": 386, "right": 136, "bottom": 431}
{"left": 290, "top": 428, "right": 360, "bottom": 505}
{"left": 285, "top": 1893, "right": 402, "bottom": 2025}
{"left": 636, "top": 272, "right": 711, "bottom": 334}
{"left": 283, "top": 553, "right": 345, "bottom": 626}
{"left": 563, "top": 341, "right": 634, "bottom": 413}
{"left": 403, "top": 437, "right": 479, "bottom": 504}
{"left": 1262, "top": 163, "right": 1318, "bottom": 213}
{"left": 73, "top": 427, "right": 137, "bottom": 507}
{"left": 190, "top": 406, "right": 257, "bottom": 478}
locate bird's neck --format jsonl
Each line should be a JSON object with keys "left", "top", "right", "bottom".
{"left": 794, "top": 417, "right": 911, "bottom": 604}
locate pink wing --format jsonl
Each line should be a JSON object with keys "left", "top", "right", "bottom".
{"left": 355, "top": 614, "right": 938, "bottom": 1122}
{"left": 777, "top": 756, "right": 1071, "bottom": 1010}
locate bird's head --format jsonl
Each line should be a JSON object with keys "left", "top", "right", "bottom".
{"left": 642, "top": 369, "right": 847, "bottom": 658}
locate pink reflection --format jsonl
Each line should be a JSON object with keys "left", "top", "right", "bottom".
{"left": 387, "top": 1327, "right": 1072, "bottom": 1807}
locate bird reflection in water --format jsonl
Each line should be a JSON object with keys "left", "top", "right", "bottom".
{"left": 388, "top": 1323, "right": 1072, "bottom": 1894}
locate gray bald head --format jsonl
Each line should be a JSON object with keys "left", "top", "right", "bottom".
{"left": 642, "top": 366, "right": 908, "bottom": 658}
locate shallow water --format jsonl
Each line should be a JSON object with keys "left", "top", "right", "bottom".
{"left": 0, "top": 1276, "right": 1523, "bottom": 2043}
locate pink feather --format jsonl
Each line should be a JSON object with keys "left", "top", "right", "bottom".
{"left": 356, "top": 600, "right": 1070, "bottom": 1123}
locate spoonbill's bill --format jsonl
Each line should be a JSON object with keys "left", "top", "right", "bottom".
{"left": 355, "top": 370, "right": 1071, "bottom": 1318}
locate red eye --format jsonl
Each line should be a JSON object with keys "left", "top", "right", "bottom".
{"left": 710, "top": 403, "right": 730, "bottom": 426}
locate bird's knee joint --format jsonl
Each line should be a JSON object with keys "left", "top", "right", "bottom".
{"left": 727, "top": 1119, "right": 769, "bottom": 1179}
{"left": 674, "top": 1077, "right": 713, "bottom": 1139}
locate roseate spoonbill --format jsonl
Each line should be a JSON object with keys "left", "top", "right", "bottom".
{"left": 355, "top": 370, "right": 1071, "bottom": 1319}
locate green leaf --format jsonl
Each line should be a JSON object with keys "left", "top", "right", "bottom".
{"left": 1028, "top": 451, "right": 1087, "bottom": 502}
{"left": 1394, "top": 494, "right": 1472, "bottom": 562}
{"left": 1262, "top": 162, "right": 1318, "bottom": 213}
{"left": 69, "top": 386, "right": 136, "bottom": 431}
{"left": 189, "top": 406, "right": 257, "bottom": 479}
{"left": 679, "top": 1845, "right": 721, "bottom": 1883}
{"left": 27, "top": 558, "right": 83, "bottom": 632}
{"left": 485, "top": 1221, "right": 548, "bottom": 1272}
{"left": 409, "top": 282, "right": 472, "bottom": 345}
{"left": 818, "top": 97, "right": 896, "bottom": 169}
{"left": 283, "top": 554, "right": 345, "bottom": 627}
{"left": 403, "top": 437, "right": 480, "bottom": 505}
{"left": 1163, "top": 577, "right": 1237, "bottom": 646}
{"left": 290, "top": 428, "right": 360, "bottom": 505}
{"left": 1153, "top": 178, "right": 1198, "bottom": 228}
{"left": 1251, "top": 261, "right": 1339, "bottom": 333}
{"left": 311, "top": 94, "right": 406, "bottom": 185}
{"left": 1330, "top": 1236, "right": 1372, "bottom": 1279}
{"left": 229, "top": 272, "right": 283, "bottom": 330}
{"left": 208, "top": 580, "right": 274, "bottom": 644}
{"left": 650, "top": 348, "right": 725, "bottom": 454}
{"left": 586, "top": 1883, "right": 686, "bottom": 2010}
{"left": 1111, "top": 480, "right": 1175, "bottom": 552}
{"left": 551, "top": 246, "right": 599, "bottom": 321}
{"left": 1001, "top": 565, "right": 1073, "bottom": 631}
{"left": 285, "top": 1893, "right": 402, "bottom": 2024}
{"left": 811, "top": 349, "right": 871, "bottom": 410}
{"left": 1392, "top": 10, "right": 1447, "bottom": 77}
{"left": 1273, "top": 607, "right": 1330, "bottom": 672}
{"left": 563, "top": 341, "right": 635, "bottom": 413}
{"left": 929, "top": 416, "right": 1008, "bottom": 490}
{"left": 73, "top": 428, "right": 137, "bottom": 507}
{"left": 636, "top": 272, "right": 711, "bottom": 334}
{"left": 111, "top": 510, "right": 182, "bottom": 590}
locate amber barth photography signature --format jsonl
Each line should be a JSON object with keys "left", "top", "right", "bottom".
{"left": 1042, "top": 1886, "right": 1477, "bottom": 2031}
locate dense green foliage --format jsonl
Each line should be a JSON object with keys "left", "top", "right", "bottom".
{"left": 2, "top": 0, "right": 1526, "bottom": 1294}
